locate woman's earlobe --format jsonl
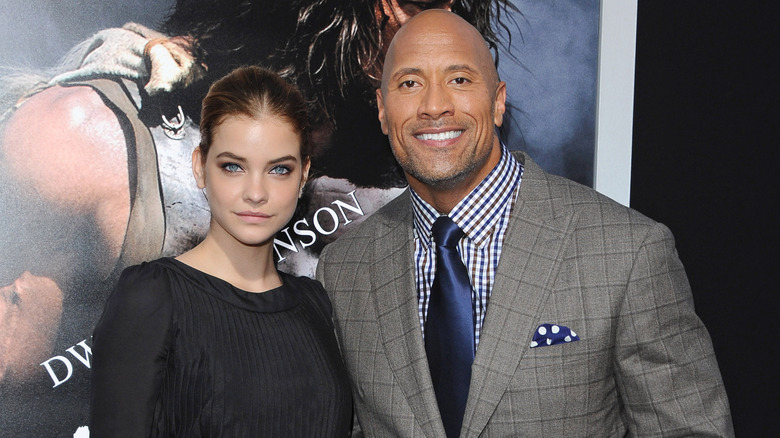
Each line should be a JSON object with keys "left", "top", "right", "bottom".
{"left": 299, "top": 158, "right": 311, "bottom": 197}
{"left": 192, "top": 147, "right": 206, "bottom": 189}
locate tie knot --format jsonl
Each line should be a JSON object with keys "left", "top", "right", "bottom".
{"left": 432, "top": 216, "right": 464, "bottom": 248}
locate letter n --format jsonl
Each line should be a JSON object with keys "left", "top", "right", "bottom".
{"left": 273, "top": 227, "right": 298, "bottom": 262}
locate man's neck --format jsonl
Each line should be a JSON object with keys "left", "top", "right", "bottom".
{"left": 407, "top": 142, "right": 503, "bottom": 214}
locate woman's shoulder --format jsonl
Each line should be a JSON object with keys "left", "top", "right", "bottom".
{"left": 280, "top": 272, "right": 324, "bottom": 289}
{"left": 117, "top": 257, "right": 180, "bottom": 285}
{"left": 111, "top": 258, "right": 181, "bottom": 307}
{"left": 94, "top": 259, "right": 176, "bottom": 355}
{"left": 280, "top": 273, "right": 333, "bottom": 319}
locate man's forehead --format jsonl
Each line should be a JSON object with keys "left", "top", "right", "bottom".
{"left": 380, "top": 10, "right": 496, "bottom": 82}
{"left": 391, "top": 20, "right": 490, "bottom": 59}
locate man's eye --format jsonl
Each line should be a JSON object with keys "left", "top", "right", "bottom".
{"left": 452, "top": 77, "right": 470, "bottom": 85}
{"left": 222, "top": 163, "right": 242, "bottom": 173}
{"left": 270, "top": 165, "right": 291, "bottom": 175}
{"left": 400, "top": 80, "right": 417, "bottom": 88}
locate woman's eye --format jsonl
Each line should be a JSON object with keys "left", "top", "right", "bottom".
{"left": 222, "top": 163, "right": 242, "bottom": 173}
{"left": 270, "top": 165, "right": 291, "bottom": 175}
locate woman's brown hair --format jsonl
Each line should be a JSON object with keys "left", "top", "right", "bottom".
{"left": 199, "top": 65, "right": 311, "bottom": 161}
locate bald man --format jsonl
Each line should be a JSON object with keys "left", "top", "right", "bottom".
{"left": 317, "top": 10, "right": 733, "bottom": 437}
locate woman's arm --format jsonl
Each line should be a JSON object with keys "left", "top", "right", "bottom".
{"left": 89, "top": 263, "right": 173, "bottom": 437}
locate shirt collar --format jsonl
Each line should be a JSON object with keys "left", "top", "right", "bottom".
{"left": 411, "top": 145, "right": 523, "bottom": 248}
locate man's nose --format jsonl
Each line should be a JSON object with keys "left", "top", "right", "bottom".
{"left": 418, "top": 83, "right": 454, "bottom": 119}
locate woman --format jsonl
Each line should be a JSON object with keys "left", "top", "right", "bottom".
{"left": 89, "top": 66, "right": 352, "bottom": 436}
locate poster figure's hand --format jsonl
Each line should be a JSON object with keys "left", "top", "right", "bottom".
{"left": 0, "top": 272, "right": 63, "bottom": 383}
{"left": 143, "top": 34, "right": 207, "bottom": 95}
{"left": 49, "top": 23, "right": 206, "bottom": 96}
{"left": 48, "top": 24, "right": 156, "bottom": 87}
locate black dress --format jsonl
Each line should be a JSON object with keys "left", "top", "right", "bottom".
{"left": 90, "top": 258, "right": 352, "bottom": 437}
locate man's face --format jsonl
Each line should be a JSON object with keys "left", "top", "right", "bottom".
{"left": 376, "top": 11, "right": 506, "bottom": 203}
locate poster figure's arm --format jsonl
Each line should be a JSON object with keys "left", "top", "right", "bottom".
{"left": 48, "top": 23, "right": 206, "bottom": 95}
{"left": 0, "top": 84, "right": 131, "bottom": 383}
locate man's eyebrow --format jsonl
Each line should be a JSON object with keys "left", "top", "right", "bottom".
{"left": 390, "top": 64, "right": 479, "bottom": 81}
{"left": 390, "top": 67, "right": 422, "bottom": 82}
{"left": 444, "top": 64, "right": 478, "bottom": 75}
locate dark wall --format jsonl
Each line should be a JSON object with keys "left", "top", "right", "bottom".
{"left": 631, "top": 2, "right": 778, "bottom": 435}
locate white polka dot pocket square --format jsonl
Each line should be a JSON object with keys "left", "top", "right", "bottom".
{"left": 530, "top": 323, "right": 580, "bottom": 348}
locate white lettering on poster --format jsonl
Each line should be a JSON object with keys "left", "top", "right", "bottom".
{"left": 273, "top": 190, "right": 364, "bottom": 262}
{"left": 40, "top": 356, "right": 73, "bottom": 388}
{"left": 40, "top": 339, "right": 92, "bottom": 388}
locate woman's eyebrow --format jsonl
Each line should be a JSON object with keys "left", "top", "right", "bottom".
{"left": 215, "top": 151, "right": 246, "bottom": 162}
{"left": 268, "top": 155, "right": 298, "bottom": 164}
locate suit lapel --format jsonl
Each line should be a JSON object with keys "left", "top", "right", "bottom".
{"left": 462, "top": 157, "right": 575, "bottom": 436}
{"left": 369, "top": 195, "right": 445, "bottom": 437}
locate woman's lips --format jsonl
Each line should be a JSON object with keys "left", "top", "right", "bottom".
{"left": 236, "top": 211, "right": 271, "bottom": 223}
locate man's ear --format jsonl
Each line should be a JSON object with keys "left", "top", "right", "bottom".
{"left": 493, "top": 81, "right": 507, "bottom": 127}
{"left": 376, "top": 88, "right": 388, "bottom": 135}
{"left": 192, "top": 146, "right": 206, "bottom": 189}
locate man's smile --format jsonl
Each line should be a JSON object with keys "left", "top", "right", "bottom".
{"left": 414, "top": 130, "right": 463, "bottom": 141}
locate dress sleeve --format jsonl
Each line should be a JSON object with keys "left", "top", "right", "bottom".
{"left": 89, "top": 262, "right": 173, "bottom": 437}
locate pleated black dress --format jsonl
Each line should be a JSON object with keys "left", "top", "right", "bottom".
{"left": 89, "top": 257, "right": 352, "bottom": 437}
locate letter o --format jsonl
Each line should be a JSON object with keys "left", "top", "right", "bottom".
{"left": 313, "top": 207, "right": 339, "bottom": 235}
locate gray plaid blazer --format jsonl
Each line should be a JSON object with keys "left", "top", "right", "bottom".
{"left": 317, "top": 153, "right": 733, "bottom": 437}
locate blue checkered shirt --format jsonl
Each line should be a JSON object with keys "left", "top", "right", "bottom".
{"left": 411, "top": 146, "right": 523, "bottom": 350}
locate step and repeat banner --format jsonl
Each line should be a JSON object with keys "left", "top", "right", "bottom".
{"left": 1, "top": 1, "right": 603, "bottom": 435}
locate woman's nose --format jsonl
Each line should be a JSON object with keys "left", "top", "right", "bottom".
{"left": 244, "top": 174, "right": 268, "bottom": 204}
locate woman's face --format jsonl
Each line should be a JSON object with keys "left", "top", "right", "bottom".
{"left": 194, "top": 115, "right": 309, "bottom": 249}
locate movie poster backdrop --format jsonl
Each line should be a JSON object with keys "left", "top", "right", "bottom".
{"left": 0, "top": 0, "right": 599, "bottom": 435}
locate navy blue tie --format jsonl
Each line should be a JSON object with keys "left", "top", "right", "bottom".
{"left": 425, "top": 216, "right": 474, "bottom": 438}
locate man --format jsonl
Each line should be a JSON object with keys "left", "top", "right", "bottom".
{"left": 317, "top": 9, "right": 733, "bottom": 437}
